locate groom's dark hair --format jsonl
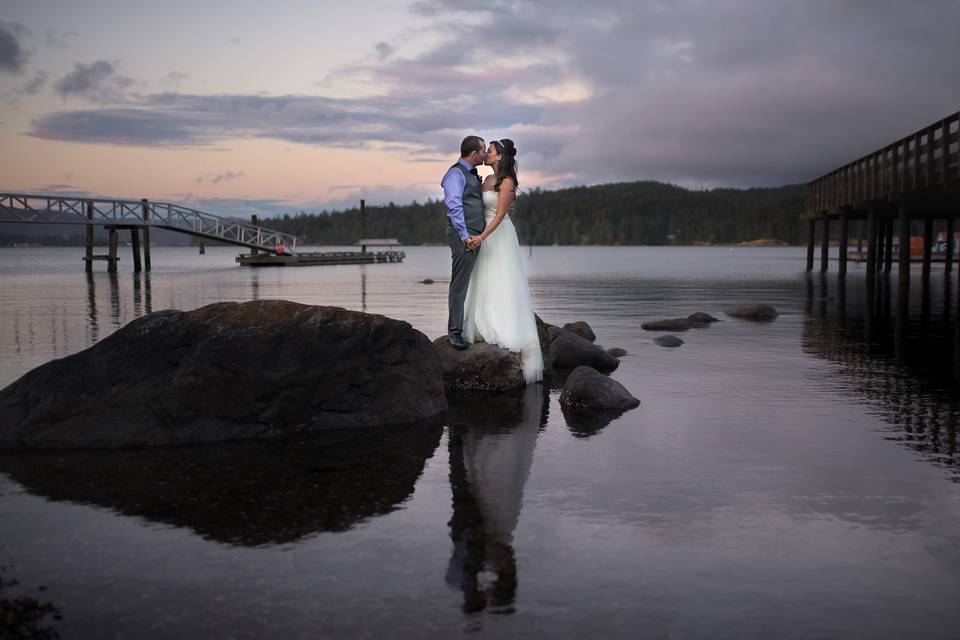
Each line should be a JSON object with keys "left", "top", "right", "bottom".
{"left": 460, "top": 135, "right": 485, "bottom": 158}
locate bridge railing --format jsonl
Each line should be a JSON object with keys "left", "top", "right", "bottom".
{"left": 0, "top": 193, "right": 297, "bottom": 253}
{"left": 805, "top": 110, "right": 960, "bottom": 217}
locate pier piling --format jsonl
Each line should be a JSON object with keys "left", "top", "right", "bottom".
{"left": 140, "top": 199, "right": 151, "bottom": 272}
{"left": 839, "top": 214, "right": 849, "bottom": 275}
{"left": 820, "top": 216, "right": 829, "bottom": 272}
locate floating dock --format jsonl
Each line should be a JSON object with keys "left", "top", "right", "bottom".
{"left": 236, "top": 250, "right": 405, "bottom": 267}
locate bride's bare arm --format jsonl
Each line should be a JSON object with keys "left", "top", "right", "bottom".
{"left": 479, "top": 177, "right": 515, "bottom": 242}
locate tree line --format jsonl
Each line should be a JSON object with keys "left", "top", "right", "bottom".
{"left": 269, "top": 180, "right": 805, "bottom": 246}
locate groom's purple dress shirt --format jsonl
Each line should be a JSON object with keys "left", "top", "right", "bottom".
{"left": 441, "top": 158, "right": 475, "bottom": 242}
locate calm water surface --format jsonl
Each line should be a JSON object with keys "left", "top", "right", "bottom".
{"left": 1, "top": 245, "right": 960, "bottom": 639}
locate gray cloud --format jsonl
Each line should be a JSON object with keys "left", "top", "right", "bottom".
{"left": 54, "top": 60, "right": 134, "bottom": 102}
{"left": 22, "top": 70, "right": 48, "bottom": 94}
{"left": 44, "top": 27, "right": 78, "bottom": 49}
{"left": 29, "top": 90, "right": 544, "bottom": 148}
{"left": 196, "top": 170, "right": 245, "bottom": 184}
{"left": 0, "top": 21, "right": 29, "bottom": 73}
{"left": 375, "top": 42, "right": 393, "bottom": 60}
{"left": 25, "top": 1, "right": 960, "bottom": 188}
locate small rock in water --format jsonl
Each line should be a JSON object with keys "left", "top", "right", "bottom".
{"left": 562, "top": 321, "right": 596, "bottom": 343}
{"left": 420, "top": 278, "right": 435, "bottom": 284}
{"left": 559, "top": 366, "right": 640, "bottom": 412}
{"left": 641, "top": 318, "right": 692, "bottom": 332}
{"left": 687, "top": 312, "right": 719, "bottom": 326}
{"left": 654, "top": 335, "right": 684, "bottom": 348}
{"left": 724, "top": 303, "right": 779, "bottom": 321}
{"left": 606, "top": 347, "right": 628, "bottom": 357}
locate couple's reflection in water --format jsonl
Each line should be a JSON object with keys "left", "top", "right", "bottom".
{"left": 444, "top": 384, "right": 548, "bottom": 617}
{"left": 803, "top": 271, "right": 960, "bottom": 475}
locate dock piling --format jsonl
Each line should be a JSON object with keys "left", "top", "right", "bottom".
{"left": 820, "top": 216, "right": 829, "bottom": 272}
{"left": 107, "top": 228, "right": 118, "bottom": 273}
{"left": 946, "top": 217, "right": 955, "bottom": 273}
{"left": 839, "top": 214, "right": 848, "bottom": 275}
{"left": 140, "top": 199, "right": 151, "bottom": 272}
{"left": 898, "top": 204, "right": 911, "bottom": 289}
{"left": 922, "top": 217, "right": 934, "bottom": 280}
{"left": 806, "top": 219, "right": 815, "bottom": 271}
{"left": 130, "top": 228, "right": 142, "bottom": 272}
{"left": 884, "top": 217, "right": 894, "bottom": 272}
{"left": 85, "top": 201, "right": 94, "bottom": 273}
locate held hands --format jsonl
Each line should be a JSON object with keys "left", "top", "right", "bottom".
{"left": 465, "top": 235, "right": 483, "bottom": 251}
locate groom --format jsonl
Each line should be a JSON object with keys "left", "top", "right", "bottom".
{"left": 442, "top": 135, "right": 486, "bottom": 350}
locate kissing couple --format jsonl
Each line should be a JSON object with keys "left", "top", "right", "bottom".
{"left": 441, "top": 135, "right": 543, "bottom": 384}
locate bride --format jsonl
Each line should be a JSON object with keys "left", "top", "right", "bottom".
{"left": 462, "top": 139, "right": 544, "bottom": 384}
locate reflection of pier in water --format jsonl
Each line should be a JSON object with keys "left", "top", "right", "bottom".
{"left": 803, "top": 272, "right": 960, "bottom": 477}
{"left": 84, "top": 272, "right": 153, "bottom": 338}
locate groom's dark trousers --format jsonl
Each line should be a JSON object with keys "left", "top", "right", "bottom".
{"left": 446, "top": 226, "right": 478, "bottom": 340}
{"left": 442, "top": 160, "right": 486, "bottom": 341}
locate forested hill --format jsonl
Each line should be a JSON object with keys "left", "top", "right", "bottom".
{"left": 269, "top": 180, "right": 805, "bottom": 246}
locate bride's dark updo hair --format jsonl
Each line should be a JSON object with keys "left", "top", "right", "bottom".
{"left": 491, "top": 139, "right": 518, "bottom": 192}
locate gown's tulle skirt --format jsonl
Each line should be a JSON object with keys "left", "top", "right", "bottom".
{"left": 463, "top": 214, "right": 544, "bottom": 384}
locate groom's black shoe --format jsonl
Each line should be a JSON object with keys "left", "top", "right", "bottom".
{"left": 449, "top": 336, "right": 469, "bottom": 350}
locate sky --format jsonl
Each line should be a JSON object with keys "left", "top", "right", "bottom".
{"left": 1, "top": 0, "right": 959, "bottom": 216}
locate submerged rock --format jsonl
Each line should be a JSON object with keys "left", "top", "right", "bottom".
{"left": 548, "top": 326, "right": 619, "bottom": 373}
{"left": 562, "top": 321, "right": 597, "bottom": 343}
{"left": 419, "top": 278, "right": 435, "bottom": 284}
{"left": 432, "top": 338, "right": 525, "bottom": 392}
{"left": 725, "top": 303, "right": 779, "bottom": 321}
{"left": 559, "top": 365, "right": 640, "bottom": 413}
{"left": 606, "top": 347, "right": 628, "bottom": 357}
{"left": 0, "top": 300, "right": 447, "bottom": 450}
{"left": 687, "top": 312, "right": 719, "bottom": 326}
{"left": 641, "top": 318, "right": 693, "bottom": 332}
{"left": 654, "top": 335, "right": 684, "bottom": 348}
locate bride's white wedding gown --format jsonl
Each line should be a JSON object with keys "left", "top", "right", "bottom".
{"left": 463, "top": 190, "right": 544, "bottom": 384}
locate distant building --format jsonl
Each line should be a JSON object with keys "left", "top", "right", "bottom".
{"left": 934, "top": 231, "right": 960, "bottom": 255}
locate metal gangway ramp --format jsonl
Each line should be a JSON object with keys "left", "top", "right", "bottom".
{"left": 0, "top": 193, "right": 298, "bottom": 271}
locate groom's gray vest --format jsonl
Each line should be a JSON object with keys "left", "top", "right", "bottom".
{"left": 450, "top": 162, "right": 485, "bottom": 235}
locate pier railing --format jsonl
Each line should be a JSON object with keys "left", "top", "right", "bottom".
{"left": 804, "top": 111, "right": 960, "bottom": 218}
{"left": 0, "top": 193, "right": 297, "bottom": 253}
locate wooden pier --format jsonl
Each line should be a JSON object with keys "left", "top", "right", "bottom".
{"left": 803, "top": 110, "right": 959, "bottom": 287}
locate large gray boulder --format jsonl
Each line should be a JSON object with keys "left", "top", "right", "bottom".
{"left": 725, "top": 303, "right": 779, "bottom": 321}
{"left": 0, "top": 301, "right": 447, "bottom": 450}
{"left": 559, "top": 365, "right": 640, "bottom": 412}
{"left": 548, "top": 326, "right": 620, "bottom": 373}
{"left": 432, "top": 338, "right": 526, "bottom": 392}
